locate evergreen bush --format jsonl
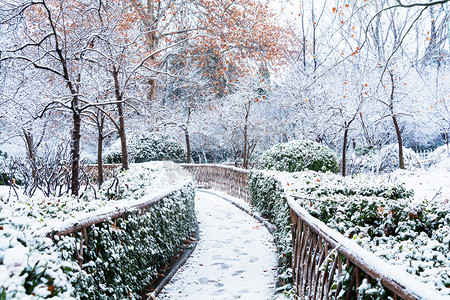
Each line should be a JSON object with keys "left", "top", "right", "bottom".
{"left": 260, "top": 140, "right": 337, "bottom": 173}
{"left": 249, "top": 170, "right": 450, "bottom": 296}
{"left": 106, "top": 132, "right": 186, "bottom": 164}
{"left": 0, "top": 162, "right": 196, "bottom": 299}
{"left": 249, "top": 172, "right": 292, "bottom": 290}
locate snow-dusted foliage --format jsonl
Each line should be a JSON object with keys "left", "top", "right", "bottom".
{"left": 260, "top": 140, "right": 337, "bottom": 173}
{"left": 250, "top": 170, "right": 450, "bottom": 296}
{"left": 347, "top": 144, "right": 422, "bottom": 174}
{"left": 427, "top": 145, "right": 450, "bottom": 169}
{"left": 105, "top": 132, "right": 185, "bottom": 164}
{"left": 67, "top": 185, "right": 196, "bottom": 299}
{"left": 0, "top": 162, "right": 196, "bottom": 299}
{"left": 0, "top": 213, "right": 77, "bottom": 299}
{"left": 374, "top": 144, "right": 421, "bottom": 173}
{"left": 249, "top": 172, "right": 292, "bottom": 292}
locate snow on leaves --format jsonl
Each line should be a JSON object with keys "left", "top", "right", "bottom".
{"left": 0, "top": 162, "right": 196, "bottom": 298}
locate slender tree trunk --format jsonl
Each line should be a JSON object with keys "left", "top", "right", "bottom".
{"left": 185, "top": 107, "right": 192, "bottom": 163}
{"left": 300, "top": 1, "right": 306, "bottom": 71}
{"left": 392, "top": 115, "right": 405, "bottom": 169}
{"left": 23, "top": 130, "right": 36, "bottom": 179}
{"left": 113, "top": 67, "right": 128, "bottom": 170}
{"left": 311, "top": 0, "right": 317, "bottom": 75}
{"left": 342, "top": 126, "right": 349, "bottom": 177}
{"left": 22, "top": 130, "right": 39, "bottom": 195}
{"left": 242, "top": 102, "right": 250, "bottom": 169}
{"left": 97, "top": 112, "right": 104, "bottom": 187}
{"left": 71, "top": 104, "right": 81, "bottom": 196}
{"left": 389, "top": 71, "right": 405, "bottom": 169}
{"left": 117, "top": 102, "right": 128, "bottom": 170}
{"left": 185, "top": 129, "right": 191, "bottom": 163}
{"left": 243, "top": 122, "right": 248, "bottom": 169}
{"left": 97, "top": 137, "right": 104, "bottom": 186}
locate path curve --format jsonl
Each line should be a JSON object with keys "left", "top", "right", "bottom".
{"left": 158, "top": 190, "right": 277, "bottom": 299}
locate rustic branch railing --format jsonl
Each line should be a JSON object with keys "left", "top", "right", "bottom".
{"left": 182, "top": 164, "right": 445, "bottom": 300}
{"left": 85, "top": 164, "right": 118, "bottom": 184}
{"left": 39, "top": 173, "right": 192, "bottom": 268}
{"left": 180, "top": 163, "right": 250, "bottom": 203}
{"left": 287, "top": 196, "right": 445, "bottom": 300}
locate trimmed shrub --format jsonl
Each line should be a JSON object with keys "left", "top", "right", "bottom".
{"left": 249, "top": 171, "right": 292, "bottom": 290}
{"left": 1, "top": 162, "right": 196, "bottom": 299}
{"left": 250, "top": 170, "right": 450, "bottom": 296}
{"left": 67, "top": 185, "right": 196, "bottom": 299}
{"left": 260, "top": 140, "right": 337, "bottom": 173}
{"left": 106, "top": 132, "right": 186, "bottom": 164}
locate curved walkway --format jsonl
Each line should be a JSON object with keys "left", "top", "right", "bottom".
{"left": 158, "top": 190, "right": 277, "bottom": 299}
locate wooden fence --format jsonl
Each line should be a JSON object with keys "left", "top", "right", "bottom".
{"left": 85, "top": 164, "right": 118, "bottom": 185}
{"left": 180, "top": 163, "right": 250, "bottom": 204}
{"left": 182, "top": 164, "right": 445, "bottom": 300}
{"left": 57, "top": 190, "right": 174, "bottom": 267}
{"left": 413, "top": 149, "right": 432, "bottom": 160}
{"left": 287, "top": 196, "right": 448, "bottom": 300}
{"left": 40, "top": 163, "right": 192, "bottom": 268}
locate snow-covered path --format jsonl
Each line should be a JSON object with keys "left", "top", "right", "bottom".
{"left": 158, "top": 190, "right": 277, "bottom": 299}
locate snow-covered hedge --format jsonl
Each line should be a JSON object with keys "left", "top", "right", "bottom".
{"left": 249, "top": 172, "right": 292, "bottom": 290}
{"left": 260, "top": 140, "right": 337, "bottom": 173}
{"left": 249, "top": 170, "right": 450, "bottom": 296}
{"left": 105, "top": 132, "right": 185, "bottom": 164}
{"left": 0, "top": 162, "right": 196, "bottom": 299}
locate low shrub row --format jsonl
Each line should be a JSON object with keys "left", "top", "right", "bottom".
{"left": 105, "top": 132, "right": 185, "bottom": 164}
{"left": 260, "top": 140, "right": 337, "bottom": 173}
{"left": 249, "top": 170, "right": 450, "bottom": 297}
{"left": 61, "top": 185, "right": 196, "bottom": 299}
{"left": 0, "top": 162, "right": 196, "bottom": 299}
{"left": 249, "top": 171, "right": 292, "bottom": 291}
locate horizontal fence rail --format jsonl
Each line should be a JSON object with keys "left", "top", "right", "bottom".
{"left": 286, "top": 196, "right": 445, "bottom": 300}
{"left": 38, "top": 164, "right": 192, "bottom": 268}
{"left": 182, "top": 164, "right": 445, "bottom": 300}
{"left": 85, "top": 164, "right": 118, "bottom": 185}
{"left": 180, "top": 164, "right": 250, "bottom": 204}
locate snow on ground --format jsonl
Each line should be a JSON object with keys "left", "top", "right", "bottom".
{"left": 158, "top": 191, "right": 277, "bottom": 300}
{"left": 381, "top": 155, "right": 450, "bottom": 203}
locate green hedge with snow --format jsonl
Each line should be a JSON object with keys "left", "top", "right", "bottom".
{"left": 106, "top": 132, "right": 185, "bottom": 164}
{"left": 0, "top": 162, "right": 196, "bottom": 299}
{"left": 249, "top": 170, "right": 450, "bottom": 297}
{"left": 65, "top": 185, "right": 196, "bottom": 299}
{"left": 260, "top": 140, "right": 337, "bottom": 173}
{"left": 249, "top": 172, "right": 292, "bottom": 290}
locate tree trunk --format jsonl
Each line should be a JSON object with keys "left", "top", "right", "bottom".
{"left": 311, "top": 0, "right": 317, "bottom": 75}
{"left": 342, "top": 126, "right": 349, "bottom": 177}
{"left": 185, "top": 129, "right": 191, "bottom": 163}
{"left": 185, "top": 107, "right": 192, "bottom": 163}
{"left": 242, "top": 101, "right": 250, "bottom": 169}
{"left": 71, "top": 105, "right": 81, "bottom": 196}
{"left": 389, "top": 71, "right": 405, "bottom": 170}
{"left": 243, "top": 122, "right": 248, "bottom": 169}
{"left": 97, "top": 137, "right": 104, "bottom": 187}
{"left": 22, "top": 129, "right": 39, "bottom": 195}
{"left": 117, "top": 103, "right": 128, "bottom": 170}
{"left": 23, "top": 130, "right": 36, "bottom": 180}
{"left": 97, "top": 112, "right": 104, "bottom": 187}
{"left": 113, "top": 67, "right": 129, "bottom": 170}
{"left": 392, "top": 115, "right": 405, "bottom": 169}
